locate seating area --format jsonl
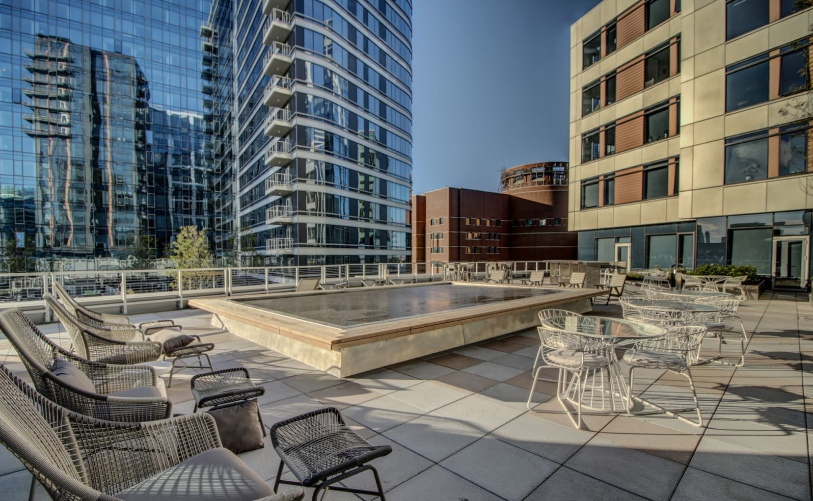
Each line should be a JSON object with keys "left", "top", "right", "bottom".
{"left": 0, "top": 286, "right": 811, "bottom": 500}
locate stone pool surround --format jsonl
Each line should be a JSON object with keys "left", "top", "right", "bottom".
{"left": 190, "top": 282, "right": 603, "bottom": 377}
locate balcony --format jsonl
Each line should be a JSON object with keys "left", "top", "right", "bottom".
{"left": 24, "top": 61, "right": 71, "bottom": 74}
{"left": 263, "top": 0, "right": 290, "bottom": 13}
{"left": 23, "top": 125, "right": 70, "bottom": 137}
{"left": 263, "top": 42, "right": 293, "bottom": 77}
{"left": 266, "top": 237, "right": 294, "bottom": 254}
{"left": 200, "top": 25, "right": 214, "bottom": 37}
{"left": 264, "top": 108, "right": 293, "bottom": 137}
{"left": 265, "top": 172, "right": 294, "bottom": 196}
{"left": 24, "top": 48, "right": 71, "bottom": 61}
{"left": 266, "top": 205, "right": 294, "bottom": 225}
{"left": 202, "top": 84, "right": 214, "bottom": 95}
{"left": 23, "top": 85, "right": 69, "bottom": 99}
{"left": 263, "top": 9, "right": 293, "bottom": 45}
{"left": 263, "top": 76, "right": 293, "bottom": 107}
{"left": 264, "top": 141, "right": 294, "bottom": 167}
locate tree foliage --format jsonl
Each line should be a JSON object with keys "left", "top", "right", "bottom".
{"left": 3, "top": 233, "right": 37, "bottom": 273}
{"left": 170, "top": 226, "right": 213, "bottom": 269}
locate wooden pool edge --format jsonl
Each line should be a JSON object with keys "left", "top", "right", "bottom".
{"left": 189, "top": 285, "right": 604, "bottom": 377}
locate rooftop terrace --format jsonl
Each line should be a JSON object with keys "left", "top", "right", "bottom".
{"left": 1, "top": 290, "right": 811, "bottom": 500}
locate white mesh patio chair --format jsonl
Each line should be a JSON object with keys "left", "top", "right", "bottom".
{"left": 0, "top": 310, "right": 171, "bottom": 422}
{"left": 624, "top": 325, "right": 707, "bottom": 427}
{"left": 694, "top": 295, "right": 748, "bottom": 367}
{"left": 618, "top": 297, "right": 658, "bottom": 322}
{"left": 0, "top": 364, "right": 304, "bottom": 501}
{"left": 531, "top": 309, "right": 583, "bottom": 384}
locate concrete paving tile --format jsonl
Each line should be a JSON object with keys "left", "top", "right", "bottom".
{"left": 258, "top": 394, "right": 326, "bottom": 427}
{"left": 433, "top": 370, "right": 499, "bottom": 394}
{"left": 388, "top": 360, "right": 456, "bottom": 380}
{"left": 463, "top": 361, "right": 525, "bottom": 382}
{"left": 426, "top": 353, "right": 482, "bottom": 370}
{"left": 514, "top": 345, "right": 541, "bottom": 358}
{"left": 386, "top": 381, "right": 469, "bottom": 412}
{"left": 490, "top": 412, "right": 593, "bottom": 464}
{"left": 452, "top": 346, "right": 505, "bottom": 361}
{"left": 256, "top": 380, "right": 302, "bottom": 405}
{"left": 340, "top": 434, "right": 433, "bottom": 493}
{"left": 306, "top": 381, "right": 379, "bottom": 410}
{"left": 349, "top": 368, "right": 421, "bottom": 395}
{"left": 279, "top": 371, "right": 343, "bottom": 394}
{"left": 237, "top": 434, "right": 281, "bottom": 481}
{"left": 528, "top": 396, "right": 616, "bottom": 433}
{"left": 341, "top": 416, "right": 378, "bottom": 440}
{"left": 503, "top": 369, "right": 560, "bottom": 395}
{"left": 705, "top": 414, "right": 808, "bottom": 463}
{"left": 383, "top": 415, "right": 483, "bottom": 462}
{"left": 690, "top": 436, "right": 811, "bottom": 500}
{"left": 0, "top": 470, "right": 51, "bottom": 501}
{"left": 490, "top": 353, "right": 535, "bottom": 371}
{"left": 598, "top": 415, "right": 701, "bottom": 464}
{"left": 385, "top": 465, "right": 502, "bottom": 501}
{"left": 429, "top": 394, "right": 523, "bottom": 434}
{"left": 341, "top": 395, "right": 424, "bottom": 433}
{"left": 478, "top": 382, "right": 551, "bottom": 411}
{"left": 478, "top": 338, "right": 527, "bottom": 353}
{"left": 441, "top": 436, "right": 557, "bottom": 500}
{"left": 524, "top": 466, "right": 647, "bottom": 501}
{"left": 672, "top": 467, "right": 797, "bottom": 501}
{"left": 567, "top": 435, "right": 686, "bottom": 500}
{"left": 0, "top": 447, "right": 24, "bottom": 477}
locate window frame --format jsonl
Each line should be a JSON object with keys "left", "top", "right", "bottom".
{"left": 581, "top": 177, "right": 600, "bottom": 209}
{"left": 646, "top": 0, "right": 671, "bottom": 31}
{"left": 582, "top": 79, "right": 602, "bottom": 117}
{"left": 778, "top": 122, "right": 810, "bottom": 177}
{"left": 726, "top": 0, "right": 771, "bottom": 41}
{"left": 724, "top": 129, "right": 770, "bottom": 185}
{"left": 605, "top": 123, "right": 616, "bottom": 156}
{"left": 644, "top": 101, "right": 672, "bottom": 144}
{"left": 581, "top": 128, "right": 601, "bottom": 163}
{"left": 603, "top": 173, "right": 615, "bottom": 206}
{"left": 583, "top": 30, "right": 602, "bottom": 70}
{"left": 642, "top": 161, "right": 671, "bottom": 200}
{"left": 644, "top": 42, "right": 672, "bottom": 88}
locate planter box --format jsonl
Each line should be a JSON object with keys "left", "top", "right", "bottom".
{"left": 742, "top": 281, "right": 765, "bottom": 300}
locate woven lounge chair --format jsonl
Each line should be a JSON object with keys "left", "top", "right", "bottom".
{"left": 0, "top": 364, "right": 303, "bottom": 501}
{"left": 53, "top": 281, "right": 177, "bottom": 335}
{"left": 48, "top": 294, "right": 214, "bottom": 384}
{"left": 0, "top": 309, "right": 171, "bottom": 422}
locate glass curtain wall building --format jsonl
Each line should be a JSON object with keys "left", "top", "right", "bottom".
{"left": 232, "top": 0, "right": 413, "bottom": 266}
{"left": 0, "top": 0, "right": 213, "bottom": 271}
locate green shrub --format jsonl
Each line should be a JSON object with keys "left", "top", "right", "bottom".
{"left": 626, "top": 272, "right": 644, "bottom": 280}
{"left": 687, "top": 264, "right": 760, "bottom": 284}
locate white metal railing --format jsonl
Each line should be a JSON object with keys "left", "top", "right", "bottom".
{"left": 269, "top": 107, "right": 292, "bottom": 123}
{"left": 266, "top": 205, "right": 293, "bottom": 221}
{"left": 266, "top": 237, "right": 294, "bottom": 251}
{"left": 265, "top": 172, "right": 293, "bottom": 192}
{"left": 263, "top": 42, "right": 292, "bottom": 67}
{"left": 264, "top": 76, "right": 293, "bottom": 99}
{"left": 266, "top": 8, "right": 292, "bottom": 29}
{"left": 264, "top": 140, "right": 293, "bottom": 163}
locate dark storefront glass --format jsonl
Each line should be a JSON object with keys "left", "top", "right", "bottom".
{"left": 730, "top": 228, "right": 773, "bottom": 274}
{"left": 696, "top": 217, "right": 727, "bottom": 266}
{"left": 647, "top": 234, "right": 676, "bottom": 268}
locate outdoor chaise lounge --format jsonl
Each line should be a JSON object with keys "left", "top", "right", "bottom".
{"left": 0, "top": 364, "right": 304, "bottom": 501}
{"left": 0, "top": 309, "right": 172, "bottom": 422}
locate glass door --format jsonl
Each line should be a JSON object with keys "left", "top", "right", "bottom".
{"left": 614, "top": 243, "right": 631, "bottom": 273}
{"left": 772, "top": 237, "right": 809, "bottom": 289}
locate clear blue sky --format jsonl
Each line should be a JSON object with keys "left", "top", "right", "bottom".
{"left": 411, "top": 0, "right": 601, "bottom": 194}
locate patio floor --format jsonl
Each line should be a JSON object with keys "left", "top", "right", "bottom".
{"left": 0, "top": 289, "right": 811, "bottom": 500}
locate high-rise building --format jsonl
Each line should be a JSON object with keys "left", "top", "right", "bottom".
{"left": 0, "top": 1, "right": 213, "bottom": 270}
{"left": 569, "top": 0, "right": 813, "bottom": 290}
{"left": 228, "top": 0, "right": 413, "bottom": 266}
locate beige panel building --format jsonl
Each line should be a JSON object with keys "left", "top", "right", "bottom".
{"left": 569, "top": 0, "right": 813, "bottom": 290}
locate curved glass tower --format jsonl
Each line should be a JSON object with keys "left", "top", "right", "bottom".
{"left": 235, "top": 0, "right": 413, "bottom": 266}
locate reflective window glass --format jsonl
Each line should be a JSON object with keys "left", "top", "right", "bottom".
{"left": 582, "top": 181, "right": 599, "bottom": 209}
{"left": 597, "top": 238, "right": 615, "bottom": 262}
{"left": 725, "top": 131, "right": 769, "bottom": 184}
{"left": 582, "top": 129, "right": 601, "bottom": 162}
{"left": 696, "top": 217, "right": 727, "bottom": 267}
{"left": 645, "top": 107, "right": 670, "bottom": 143}
{"left": 726, "top": 59, "right": 769, "bottom": 111}
{"left": 647, "top": 234, "right": 676, "bottom": 268}
{"left": 644, "top": 166, "right": 669, "bottom": 199}
{"left": 782, "top": 0, "right": 801, "bottom": 16}
{"left": 606, "top": 75, "right": 617, "bottom": 105}
{"left": 583, "top": 33, "right": 601, "bottom": 69}
{"left": 678, "top": 234, "right": 694, "bottom": 268}
{"left": 606, "top": 25, "right": 618, "bottom": 54}
{"left": 780, "top": 49, "right": 807, "bottom": 96}
{"left": 605, "top": 126, "right": 616, "bottom": 156}
{"left": 726, "top": 0, "right": 769, "bottom": 40}
{"left": 729, "top": 228, "right": 773, "bottom": 274}
{"left": 583, "top": 82, "right": 601, "bottom": 116}
{"left": 604, "top": 176, "right": 615, "bottom": 205}
{"left": 779, "top": 125, "right": 807, "bottom": 176}
{"left": 645, "top": 46, "right": 670, "bottom": 87}
{"left": 647, "top": 0, "right": 671, "bottom": 30}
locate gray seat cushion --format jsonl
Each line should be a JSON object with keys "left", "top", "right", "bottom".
{"left": 545, "top": 350, "right": 609, "bottom": 369}
{"left": 109, "top": 385, "right": 165, "bottom": 399}
{"left": 116, "top": 447, "right": 275, "bottom": 501}
{"left": 50, "top": 358, "right": 96, "bottom": 394}
{"left": 623, "top": 350, "right": 684, "bottom": 370}
{"left": 148, "top": 329, "right": 195, "bottom": 352}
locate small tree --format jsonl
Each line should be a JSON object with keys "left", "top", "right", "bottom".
{"left": 129, "top": 235, "right": 157, "bottom": 270}
{"left": 170, "top": 226, "right": 214, "bottom": 290}
{"left": 3, "top": 233, "right": 37, "bottom": 273}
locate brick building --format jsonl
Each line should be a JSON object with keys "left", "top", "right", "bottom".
{"left": 412, "top": 162, "right": 577, "bottom": 266}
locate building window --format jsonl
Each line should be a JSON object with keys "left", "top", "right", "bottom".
{"left": 729, "top": 228, "right": 773, "bottom": 274}
{"left": 647, "top": 234, "right": 676, "bottom": 268}
{"left": 581, "top": 179, "right": 599, "bottom": 209}
{"left": 606, "top": 74, "right": 617, "bottom": 105}
{"left": 605, "top": 124, "right": 616, "bottom": 156}
{"left": 645, "top": 104, "right": 670, "bottom": 143}
{"left": 678, "top": 233, "right": 694, "bottom": 268}
{"left": 647, "top": 0, "right": 670, "bottom": 30}
{"left": 606, "top": 24, "right": 617, "bottom": 55}
{"left": 782, "top": 0, "right": 801, "bottom": 16}
{"left": 596, "top": 238, "right": 615, "bottom": 261}
{"left": 779, "top": 123, "right": 808, "bottom": 176}
{"left": 726, "top": 0, "right": 769, "bottom": 40}
{"left": 583, "top": 80, "right": 601, "bottom": 116}
{"left": 643, "top": 163, "right": 669, "bottom": 199}
{"left": 725, "top": 130, "right": 769, "bottom": 184}
{"left": 465, "top": 246, "right": 481, "bottom": 254}
{"left": 583, "top": 31, "right": 601, "bottom": 69}
{"left": 603, "top": 175, "right": 615, "bottom": 205}
{"left": 582, "top": 128, "right": 601, "bottom": 162}
{"left": 645, "top": 44, "right": 671, "bottom": 88}
{"left": 779, "top": 45, "right": 808, "bottom": 96}
{"left": 726, "top": 54, "right": 769, "bottom": 112}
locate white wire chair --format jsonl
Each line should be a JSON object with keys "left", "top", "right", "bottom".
{"left": 528, "top": 323, "right": 615, "bottom": 429}
{"left": 694, "top": 296, "right": 748, "bottom": 367}
{"left": 618, "top": 297, "right": 658, "bottom": 322}
{"left": 623, "top": 324, "right": 707, "bottom": 427}
{"left": 531, "top": 309, "right": 583, "bottom": 386}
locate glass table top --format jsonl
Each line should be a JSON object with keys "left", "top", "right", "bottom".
{"left": 542, "top": 316, "right": 667, "bottom": 339}
{"left": 646, "top": 301, "right": 721, "bottom": 312}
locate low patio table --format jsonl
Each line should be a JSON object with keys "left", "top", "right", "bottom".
{"left": 541, "top": 316, "right": 666, "bottom": 411}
